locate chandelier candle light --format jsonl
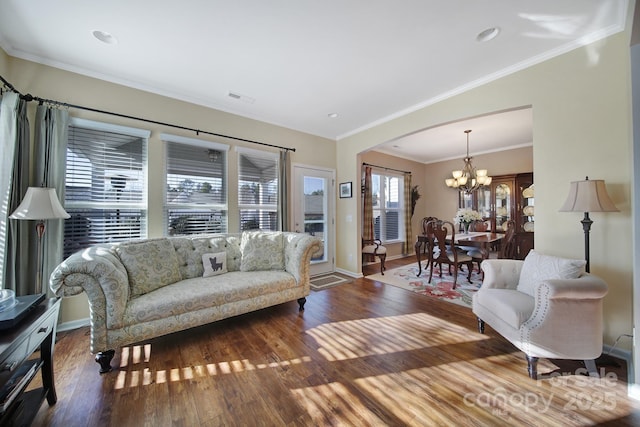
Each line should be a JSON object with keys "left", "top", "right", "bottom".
{"left": 445, "top": 130, "right": 492, "bottom": 193}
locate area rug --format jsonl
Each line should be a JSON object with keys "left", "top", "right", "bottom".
{"left": 310, "top": 272, "right": 353, "bottom": 291}
{"left": 366, "top": 264, "right": 483, "bottom": 308}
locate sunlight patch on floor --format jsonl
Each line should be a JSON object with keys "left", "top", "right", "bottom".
{"left": 290, "top": 382, "right": 386, "bottom": 426}
{"left": 113, "top": 353, "right": 312, "bottom": 389}
{"left": 306, "top": 312, "right": 489, "bottom": 361}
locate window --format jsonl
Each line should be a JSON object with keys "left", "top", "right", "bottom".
{"left": 371, "top": 171, "right": 404, "bottom": 242}
{"left": 64, "top": 119, "right": 149, "bottom": 258}
{"left": 238, "top": 148, "right": 279, "bottom": 231}
{"left": 162, "top": 134, "right": 228, "bottom": 236}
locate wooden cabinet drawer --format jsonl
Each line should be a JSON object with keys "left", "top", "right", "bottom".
{"left": 0, "top": 338, "right": 29, "bottom": 376}
{"left": 26, "top": 309, "right": 57, "bottom": 356}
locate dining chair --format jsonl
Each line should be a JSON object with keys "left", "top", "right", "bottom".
{"left": 421, "top": 216, "right": 438, "bottom": 234}
{"left": 498, "top": 219, "right": 517, "bottom": 259}
{"left": 362, "top": 238, "right": 387, "bottom": 275}
{"left": 419, "top": 216, "right": 438, "bottom": 271}
{"left": 470, "top": 220, "right": 489, "bottom": 232}
{"left": 468, "top": 219, "right": 516, "bottom": 274}
{"left": 426, "top": 219, "right": 473, "bottom": 288}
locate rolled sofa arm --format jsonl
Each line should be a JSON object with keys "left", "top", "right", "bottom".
{"left": 480, "top": 259, "right": 524, "bottom": 290}
{"left": 540, "top": 274, "right": 608, "bottom": 300}
{"left": 282, "top": 233, "right": 323, "bottom": 288}
{"left": 49, "top": 245, "right": 130, "bottom": 331}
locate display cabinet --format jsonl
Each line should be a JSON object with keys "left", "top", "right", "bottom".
{"left": 459, "top": 172, "right": 534, "bottom": 259}
{"left": 516, "top": 173, "right": 534, "bottom": 259}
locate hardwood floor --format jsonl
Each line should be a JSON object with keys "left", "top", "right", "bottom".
{"left": 29, "top": 256, "right": 640, "bottom": 426}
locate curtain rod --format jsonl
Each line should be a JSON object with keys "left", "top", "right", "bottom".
{"left": 0, "top": 74, "right": 295, "bottom": 152}
{"left": 362, "top": 162, "right": 410, "bottom": 174}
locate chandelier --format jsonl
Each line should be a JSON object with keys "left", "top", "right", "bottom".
{"left": 445, "top": 129, "right": 492, "bottom": 193}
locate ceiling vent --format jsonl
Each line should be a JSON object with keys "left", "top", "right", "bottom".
{"left": 228, "top": 91, "right": 255, "bottom": 104}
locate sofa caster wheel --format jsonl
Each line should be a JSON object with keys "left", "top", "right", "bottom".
{"left": 96, "top": 350, "right": 115, "bottom": 374}
{"left": 297, "top": 297, "right": 306, "bottom": 311}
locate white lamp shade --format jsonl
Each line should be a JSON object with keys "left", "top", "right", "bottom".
{"left": 559, "top": 179, "right": 619, "bottom": 213}
{"left": 9, "top": 187, "right": 70, "bottom": 220}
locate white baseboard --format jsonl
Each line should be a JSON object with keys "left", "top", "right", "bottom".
{"left": 56, "top": 317, "right": 90, "bottom": 332}
{"left": 334, "top": 267, "right": 362, "bottom": 278}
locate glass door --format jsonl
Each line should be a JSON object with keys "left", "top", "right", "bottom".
{"left": 494, "top": 182, "right": 512, "bottom": 231}
{"left": 292, "top": 165, "right": 335, "bottom": 276}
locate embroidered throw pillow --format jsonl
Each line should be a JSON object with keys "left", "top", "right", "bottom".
{"left": 115, "top": 238, "right": 182, "bottom": 298}
{"left": 240, "top": 231, "right": 285, "bottom": 272}
{"left": 517, "top": 250, "right": 586, "bottom": 297}
{"left": 202, "top": 252, "right": 228, "bottom": 277}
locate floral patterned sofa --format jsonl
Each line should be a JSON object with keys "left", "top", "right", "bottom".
{"left": 50, "top": 231, "right": 322, "bottom": 373}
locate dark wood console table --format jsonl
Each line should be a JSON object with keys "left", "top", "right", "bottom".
{"left": 0, "top": 298, "right": 61, "bottom": 426}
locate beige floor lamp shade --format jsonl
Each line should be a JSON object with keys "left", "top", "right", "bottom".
{"left": 559, "top": 177, "right": 618, "bottom": 273}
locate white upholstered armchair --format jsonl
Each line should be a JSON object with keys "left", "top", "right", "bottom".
{"left": 472, "top": 250, "right": 608, "bottom": 379}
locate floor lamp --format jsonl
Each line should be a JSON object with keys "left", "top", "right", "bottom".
{"left": 9, "top": 187, "right": 70, "bottom": 294}
{"left": 559, "top": 177, "right": 618, "bottom": 273}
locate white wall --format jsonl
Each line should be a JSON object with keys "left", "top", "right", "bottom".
{"left": 336, "top": 31, "right": 633, "bottom": 350}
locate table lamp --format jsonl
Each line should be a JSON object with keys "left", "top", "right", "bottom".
{"left": 9, "top": 187, "right": 70, "bottom": 294}
{"left": 559, "top": 177, "right": 618, "bottom": 273}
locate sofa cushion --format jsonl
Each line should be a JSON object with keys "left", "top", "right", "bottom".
{"left": 517, "top": 250, "right": 586, "bottom": 297}
{"left": 474, "top": 288, "right": 535, "bottom": 329}
{"left": 202, "top": 252, "right": 227, "bottom": 277}
{"left": 122, "top": 271, "right": 297, "bottom": 325}
{"left": 115, "top": 238, "right": 182, "bottom": 298}
{"left": 240, "top": 231, "right": 285, "bottom": 271}
{"left": 225, "top": 236, "right": 242, "bottom": 272}
{"left": 172, "top": 236, "right": 242, "bottom": 279}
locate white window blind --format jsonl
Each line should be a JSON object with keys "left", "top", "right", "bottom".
{"left": 237, "top": 148, "right": 278, "bottom": 231}
{"left": 372, "top": 172, "right": 404, "bottom": 243}
{"left": 64, "top": 120, "right": 148, "bottom": 258}
{"left": 163, "top": 134, "right": 228, "bottom": 235}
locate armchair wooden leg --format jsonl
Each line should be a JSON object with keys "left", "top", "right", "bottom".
{"left": 526, "top": 355, "right": 539, "bottom": 380}
{"left": 297, "top": 297, "right": 306, "bottom": 311}
{"left": 379, "top": 254, "right": 386, "bottom": 275}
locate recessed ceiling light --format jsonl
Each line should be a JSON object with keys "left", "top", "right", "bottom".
{"left": 476, "top": 27, "right": 500, "bottom": 42}
{"left": 328, "top": 113, "right": 338, "bottom": 118}
{"left": 92, "top": 30, "right": 118, "bottom": 45}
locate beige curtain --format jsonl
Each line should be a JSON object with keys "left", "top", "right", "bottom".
{"left": 278, "top": 150, "right": 290, "bottom": 231}
{"left": 362, "top": 166, "right": 373, "bottom": 241}
{"left": 403, "top": 173, "right": 412, "bottom": 254}
{"left": 1, "top": 93, "right": 32, "bottom": 295}
{"left": 35, "top": 105, "right": 69, "bottom": 294}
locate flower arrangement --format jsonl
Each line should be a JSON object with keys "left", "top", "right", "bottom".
{"left": 453, "top": 208, "right": 483, "bottom": 225}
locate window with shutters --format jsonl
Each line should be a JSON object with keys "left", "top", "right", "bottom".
{"left": 64, "top": 119, "right": 149, "bottom": 258}
{"left": 371, "top": 171, "right": 404, "bottom": 243}
{"left": 162, "top": 134, "right": 228, "bottom": 236}
{"left": 238, "top": 148, "right": 278, "bottom": 231}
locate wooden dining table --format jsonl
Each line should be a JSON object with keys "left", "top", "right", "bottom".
{"left": 414, "top": 231, "right": 504, "bottom": 277}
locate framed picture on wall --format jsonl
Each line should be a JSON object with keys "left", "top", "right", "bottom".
{"left": 339, "top": 182, "right": 352, "bottom": 198}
